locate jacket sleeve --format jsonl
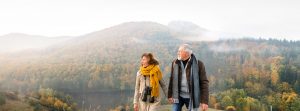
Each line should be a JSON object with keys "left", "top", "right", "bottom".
{"left": 159, "top": 78, "right": 168, "bottom": 97}
{"left": 167, "top": 61, "right": 175, "bottom": 98}
{"left": 198, "top": 60, "right": 209, "bottom": 104}
{"left": 133, "top": 72, "right": 140, "bottom": 104}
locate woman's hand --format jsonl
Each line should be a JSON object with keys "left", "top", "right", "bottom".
{"left": 134, "top": 103, "right": 138, "bottom": 111}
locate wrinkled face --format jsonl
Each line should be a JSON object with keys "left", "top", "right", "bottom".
{"left": 177, "top": 47, "right": 189, "bottom": 60}
{"left": 141, "top": 56, "right": 150, "bottom": 67}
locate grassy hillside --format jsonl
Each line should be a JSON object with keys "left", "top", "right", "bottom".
{"left": 0, "top": 91, "right": 34, "bottom": 111}
{"left": 0, "top": 90, "right": 77, "bottom": 111}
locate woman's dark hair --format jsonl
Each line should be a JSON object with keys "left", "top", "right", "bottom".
{"left": 141, "top": 53, "right": 159, "bottom": 65}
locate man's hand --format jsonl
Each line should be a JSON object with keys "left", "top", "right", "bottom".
{"left": 134, "top": 103, "right": 138, "bottom": 111}
{"left": 168, "top": 98, "right": 174, "bottom": 104}
{"left": 200, "top": 103, "right": 208, "bottom": 111}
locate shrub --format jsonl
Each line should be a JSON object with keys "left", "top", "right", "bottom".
{"left": 0, "top": 93, "right": 6, "bottom": 106}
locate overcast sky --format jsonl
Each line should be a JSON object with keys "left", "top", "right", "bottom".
{"left": 0, "top": 0, "right": 299, "bottom": 40}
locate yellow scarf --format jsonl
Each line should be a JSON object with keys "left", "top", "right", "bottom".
{"left": 140, "top": 65, "right": 162, "bottom": 97}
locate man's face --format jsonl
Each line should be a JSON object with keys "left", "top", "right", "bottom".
{"left": 177, "top": 47, "right": 188, "bottom": 60}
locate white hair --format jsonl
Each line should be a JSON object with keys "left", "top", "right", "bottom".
{"left": 179, "top": 44, "right": 193, "bottom": 55}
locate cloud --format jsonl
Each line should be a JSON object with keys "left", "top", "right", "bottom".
{"left": 209, "top": 42, "right": 245, "bottom": 53}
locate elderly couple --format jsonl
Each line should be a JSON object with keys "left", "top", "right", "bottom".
{"left": 133, "top": 44, "right": 209, "bottom": 111}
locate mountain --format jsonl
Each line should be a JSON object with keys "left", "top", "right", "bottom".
{"left": 0, "top": 33, "right": 73, "bottom": 53}
{"left": 0, "top": 21, "right": 299, "bottom": 91}
{"left": 29, "top": 22, "right": 182, "bottom": 64}
{"left": 0, "top": 22, "right": 184, "bottom": 91}
{"left": 168, "top": 21, "right": 210, "bottom": 41}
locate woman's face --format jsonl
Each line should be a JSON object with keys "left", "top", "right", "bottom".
{"left": 141, "top": 56, "right": 150, "bottom": 67}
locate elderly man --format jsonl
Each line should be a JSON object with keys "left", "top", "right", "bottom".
{"left": 168, "top": 44, "right": 209, "bottom": 111}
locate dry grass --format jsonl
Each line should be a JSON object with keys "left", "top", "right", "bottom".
{"left": 156, "top": 105, "right": 224, "bottom": 111}
{"left": 0, "top": 99, "right": 34, "bottom": 111}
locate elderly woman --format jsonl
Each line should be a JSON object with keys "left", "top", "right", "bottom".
{"left": 133, "top": 53, "right": 168, "bottom": 111}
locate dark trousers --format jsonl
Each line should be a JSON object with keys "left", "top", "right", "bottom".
{"left": 172, "top": 96, "right": 190, "bottom": 111}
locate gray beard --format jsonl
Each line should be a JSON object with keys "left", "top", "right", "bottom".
{"left": 177, "top": 56, "right": 182, "bottom": 60}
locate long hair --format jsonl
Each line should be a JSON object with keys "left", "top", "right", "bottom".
{"left": 141, "top": 53, "right": 159, "bottom": 65}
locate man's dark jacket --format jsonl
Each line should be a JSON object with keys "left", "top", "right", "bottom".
{"left": 168, "top": 54, "right": 209, "bottom": 104}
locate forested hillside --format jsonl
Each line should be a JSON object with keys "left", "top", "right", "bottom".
{"left": 0, "top": 22, "right": 299, "bottom": 110}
